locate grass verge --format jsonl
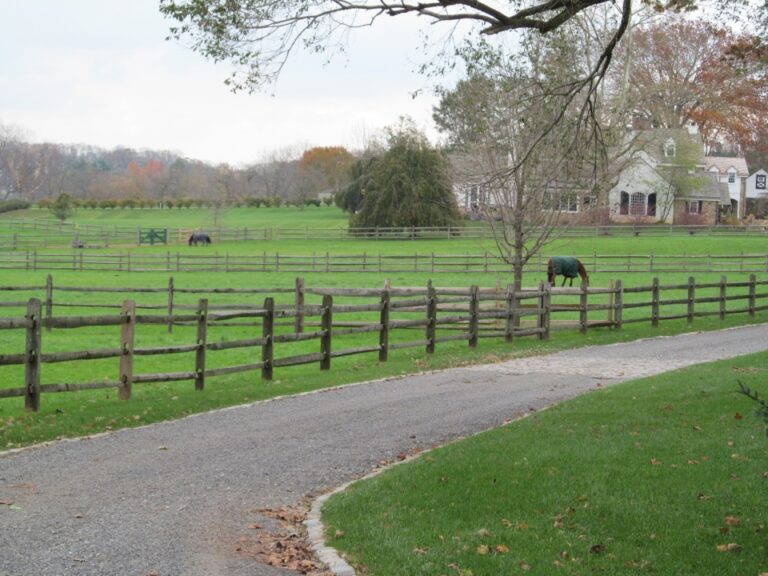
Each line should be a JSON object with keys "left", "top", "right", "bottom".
{"left": 321, "top": 351, "right": 768, "bottom": 576}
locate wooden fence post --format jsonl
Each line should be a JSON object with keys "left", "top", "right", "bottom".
{"left": 505, "top": 283, "right": 516, "bottom": 342}
{"left": 748, "top": 273, "right": 756, "bottom": 316}
{"left": 614, "top": 279, "right": 623, "bottom": 330}
{"left": 320, "top": 294, "right": 333, "bottom": 370}
{"left": 195, "top": 298, "right": 208, "bottom": 391}
{"left": 579, "top": 281, "right": 588, "bottom": 334}
{"left": 687, "top": 276, "right": 695, "bottom": 324}
{"left": 606, "top": 280, "right": 615, "bottom": 326}
{"left": 379, "top": 289, "right": 390, "bottom": 362}
{"left": 167, "top": 276, "right": 175, "bottom": 333}
{"left": 426, "top": 281, "right": 437, "bottom": 354}
{"left": 295, "top": 277, "right": 305, "bottom": 334}
{"left": 262, "top": 298, "right": 274, "bottom": 381}
{"left": 469, "top": 285, "right": 479, "bottom": 348}
{"left": 118, "top": 300, "right": 136, "bottom": 401}
{"left": 25, "top": 298, "right": 42, "bottom": 412}
{"left": 651, "top": 277, "right": 660, "bottom": 328}
{"left": 719, "top": 275, "right": 727, "bottom": 320}
{"left": 539, "top": 281, "right": 551, "bottom": 340}
{"left": 45, "top": 274, "right": 53, "bottom": 332}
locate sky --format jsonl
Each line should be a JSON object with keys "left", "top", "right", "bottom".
{"left": 0, "top": 0, "right": 453, "bottom": 166}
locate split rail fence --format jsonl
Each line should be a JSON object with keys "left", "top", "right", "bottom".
{"left": 1, "top": 274, "right": 766, "bottom": 412}
{"left": 2, "top": 219, "right": 768, "bottom": 250}
{"left": 2, "top": 250, "right": 768, "bottom": 275}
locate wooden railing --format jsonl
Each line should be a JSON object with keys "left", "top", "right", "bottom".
{"left": 1, "top": 275, "right": 766, "bottom": 412}
{"left": 1, "top": 251, "right": 768, "bottom": 275}
{"left": 1, "top": 218, "right": 767, "bottom": 249}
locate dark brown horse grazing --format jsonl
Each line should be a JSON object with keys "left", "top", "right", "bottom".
{"left": 547, "top": 256, "right": 589, "bottom": 287}
{"left": 188, "top": 232, "right": 212, "bottom": 246}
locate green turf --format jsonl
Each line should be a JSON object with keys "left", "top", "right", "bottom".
{"left": 322, "top": 351, "right": 768, "bottom": 576}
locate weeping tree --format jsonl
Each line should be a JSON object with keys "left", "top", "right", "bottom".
{"left": 340, "top": 122, "right": 462, "bottom": 229}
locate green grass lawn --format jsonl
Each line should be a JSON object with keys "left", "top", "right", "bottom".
{"left": 2, "top": 206, "right": 768, "bottom": 257}
{"left": 322, "top": 351, "right": 768, "bottom": 576}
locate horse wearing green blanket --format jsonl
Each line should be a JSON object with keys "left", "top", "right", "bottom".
{"left": 547, "top": 257, "right": 589, "bottom": 287}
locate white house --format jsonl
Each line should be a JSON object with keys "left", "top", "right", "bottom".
{"left": 705, "top": 156, "right": 750, "bottom": 218}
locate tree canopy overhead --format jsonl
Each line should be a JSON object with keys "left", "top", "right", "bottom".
{"left": 159, "top": 0, "right": 718, "bottom": 92}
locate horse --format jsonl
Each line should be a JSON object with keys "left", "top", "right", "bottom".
{"left": 547, "top": 256, "right": 589, "bottom": 287}
{"left": 188, "top": 232, "right": 212, "bottom": 246}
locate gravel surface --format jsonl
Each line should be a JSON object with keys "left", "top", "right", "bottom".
{"left": 1, "top": 324, "right": 767, "bottom": 576}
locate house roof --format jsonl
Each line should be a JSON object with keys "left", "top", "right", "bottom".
{"left": 705, "top": 156, "right": 749, "bottom": 177}
{"left": 634, "top": 128, "right": 705, "bottom": 166}
{"left": 683, "top": 173, "right": 731, "bottom": 204}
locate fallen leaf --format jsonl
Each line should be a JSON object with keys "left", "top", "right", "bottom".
{"left": 651, "top": 458, "right": 662, "bottom": 466}
{"left": 735, "top": 412, "right": 743, "bottom": 420}
{"left": 495, "top": 544, "right": 510, "bottom": 554}
{"left": 716, "top": 543, "right": 742, "bottom": 552}
{"left": 724, "top": 516, "right": 741, "bottom": 527}
{"left": 476, "top": 545, "right": 490, "bottom": 555}
{"left": 334, "top": 530, "right": 344, "bottom": 538}
{"left": 590, "top": 543, "right": 606, "bottom": 554}
{"left": 413, "top": 547, "right": 428, "bottom": 555}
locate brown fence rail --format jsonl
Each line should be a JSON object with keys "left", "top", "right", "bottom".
{"left": 1, "top": 274, "right": 766, "bottom": 412}
{"left": 1, "top": 250, "right": 768, "bottom": 275}
{"left": 1, "top": 218, "right": 768, "bottom": 250}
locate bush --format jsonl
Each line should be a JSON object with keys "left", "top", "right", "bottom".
{"left": 0, "top": 200, "right": 31, "bottom": 214}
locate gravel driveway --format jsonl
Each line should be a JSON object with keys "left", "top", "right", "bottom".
{"left": 1, "top": 324, "right": 767, "bottom": 576}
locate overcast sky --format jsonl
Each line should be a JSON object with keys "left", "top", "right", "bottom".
{"left": 0, "top": 0, "right": 451, "bottom": 166}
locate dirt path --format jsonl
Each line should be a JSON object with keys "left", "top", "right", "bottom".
{"left": 1, "top": 324, "right": 766, "bottom": 576}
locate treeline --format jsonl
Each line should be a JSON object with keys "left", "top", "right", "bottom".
{"left": 0, "top": 122, "right": 354, "bottom": 206}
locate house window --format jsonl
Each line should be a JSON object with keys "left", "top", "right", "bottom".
{"left": 664, "top": 138, "right": 676, "bottom": 158}
{"left": 619, "top": 191, "right": 629, "bottom": 215}
{"left": 544, "top": 191, "right": 579, "bottom": 212}
{"left": 686, "top": 201, "right": 702, "bottom": 214}
{"left": 728, "top": 172, "right": 736, "bottom": 183}
{"left": 757, "top": 174, "right": 767, "bottom": 190}
{"left": 647, "top": 193, "right": 657, "bottom": 217}
{"left": 630, "top": 192, "right": 646, "bottom": 216}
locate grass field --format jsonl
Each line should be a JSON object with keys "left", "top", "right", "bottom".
{"left": 1, "top": 208, "right": 767, "bottom": 576}
{"left": 1, "top": 214, "right": 767, "bottom": 451}
{"left": 322, "top": 351, "right": 768, "bottom": 576}
{"left": 2, "top": 206, "right": 768, "bottom": 257}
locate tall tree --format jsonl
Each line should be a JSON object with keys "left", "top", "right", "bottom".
{"left": 437, "top": 25, "right": 632, "bottom": 289}
{"left": 343, "top": 121, "right": 462, "bottom": 229}
{"left": 615, "top": 19, "right": 768, "bottom": 154}
{"left": 298, "top": 146, "right": 354, "bottom": 197}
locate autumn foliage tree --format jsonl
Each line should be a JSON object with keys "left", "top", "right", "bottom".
{"left": 298, "top": 146, "right": 354, "bottom": 201}
{"left": 617, "top": 19, "right": 768, "bottom": 154}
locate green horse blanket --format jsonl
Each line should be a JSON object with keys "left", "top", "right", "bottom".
{"left": 550, "top": 256, "right": 580, "bottom": 278}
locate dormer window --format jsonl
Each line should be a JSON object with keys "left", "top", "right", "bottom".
{"left": 728, "top": 171, "right": 736, "bottom": 183}
{"left": 664, "top": 138, "right": 676, "bottom": 158}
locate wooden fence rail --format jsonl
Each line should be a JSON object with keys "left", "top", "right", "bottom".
{"left": 1, "top": 274, "right": 766, "bottom": 411}
{"left": 1, "top": 218, "right": 768, "bottom": 250}
{"left": 1, "top": 250, "right": 768, "bottom": 275}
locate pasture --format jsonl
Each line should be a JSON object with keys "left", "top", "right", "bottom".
{"left": 0, "top": 207, "right": 767, "bottom": 451}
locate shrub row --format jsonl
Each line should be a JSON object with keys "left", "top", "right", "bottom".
{"left": 34, "top": 197, "right": 334, "bottom": 210}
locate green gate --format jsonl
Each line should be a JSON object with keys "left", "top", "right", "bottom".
{"left": 138, "top": 228, "right": 168, "bottom": 245}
